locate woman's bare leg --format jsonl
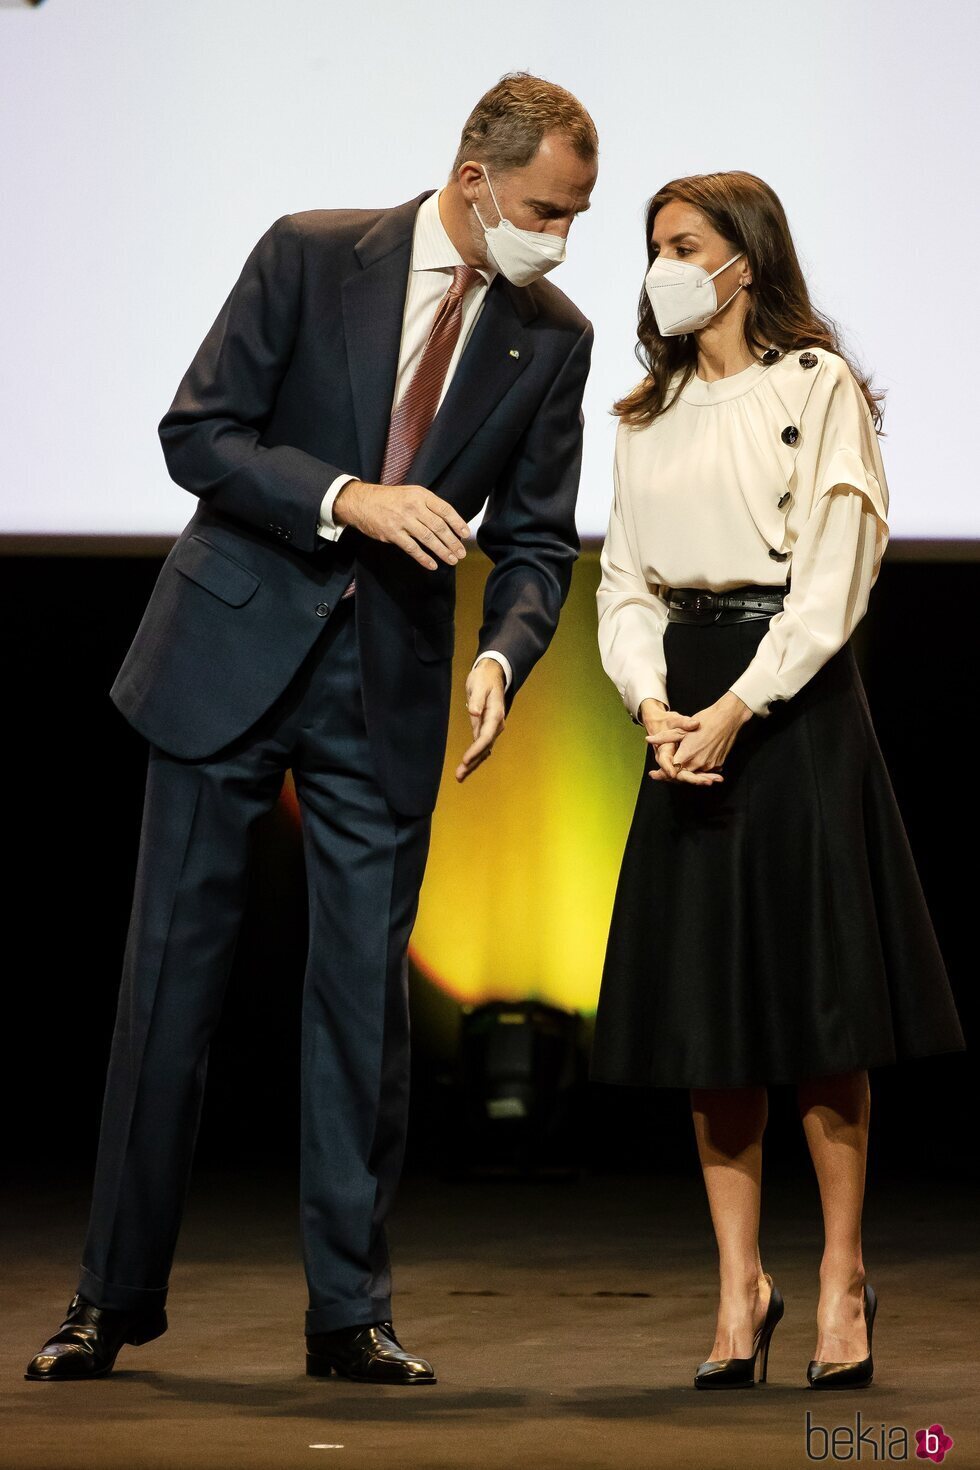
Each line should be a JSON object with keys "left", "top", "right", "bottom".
{"left": 798, "top": 1068, "right": 871, "bottom": 1361}
{"left": 690, "top": 1086, "right": 772, "bottom": 1359}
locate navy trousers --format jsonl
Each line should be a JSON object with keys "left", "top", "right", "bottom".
{"left": 76, "top": 592, "right": 432, "bottom": 1334}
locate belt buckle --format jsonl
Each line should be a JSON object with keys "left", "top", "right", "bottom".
{"left": 690, "top": 590, "right": 716, "bottom": 619}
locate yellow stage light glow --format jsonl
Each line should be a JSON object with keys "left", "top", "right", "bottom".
{"left": 410, "top": 549, "right": 642, "bottom": 1016}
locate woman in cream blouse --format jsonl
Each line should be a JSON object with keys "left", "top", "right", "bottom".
{"left": 591, "top": 171, "right": 965, "bottom": 1392}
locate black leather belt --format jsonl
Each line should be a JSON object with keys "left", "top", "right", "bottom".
{"left": 666, "top": 583, "right": 787, "bottom": 624}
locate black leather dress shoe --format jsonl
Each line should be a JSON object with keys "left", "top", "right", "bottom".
{"left": 25, "top": 1293, "right": 168, "bottom": 1380}
{"left": 306, "top": 1320, "right": 436, "bottom": 1384}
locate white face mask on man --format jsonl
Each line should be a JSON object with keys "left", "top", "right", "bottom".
{"left": 471, "top": 165, "right": 567, "bottom": 287}
{"left": 644, "top": 249, "right": 746, "bottom": 336}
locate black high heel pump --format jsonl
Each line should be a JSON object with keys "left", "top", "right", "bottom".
{"left": 807, "top": 1282, "right": 877, "bottom": 1389}
{"left": 694, "top": 1273, "right": 784, "bottom": 1389}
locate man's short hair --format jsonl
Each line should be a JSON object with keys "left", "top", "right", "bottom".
{"left": 450, "top": 71, "right": 598, "bottom": 177}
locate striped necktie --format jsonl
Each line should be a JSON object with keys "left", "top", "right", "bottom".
{"left": 341, "top": 263, "right": 483, "bottom": 599}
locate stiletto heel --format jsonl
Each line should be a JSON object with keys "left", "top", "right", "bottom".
{"left": 760, "top": 1330, "right": 772, "bottom": 1384}
{"left": 694, "top": 1273, "right": 784, "bottom": 1389}
{"left": 807, "top": 1281, "right": 877, "bottom": 1389}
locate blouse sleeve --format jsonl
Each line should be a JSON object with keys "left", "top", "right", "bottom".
{"left": 596, "top": 427, "right": 671, "bottom": 721}
{"left": 727, "top": 364, "right": 890, "bottom": 717}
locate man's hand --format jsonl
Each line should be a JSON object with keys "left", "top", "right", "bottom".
{"left": 456, "top": 659, "right": 506, "bottom": 783}
{"left": 646, "top": 691, "right": 753, "bottom": 783}
{"left": 333, "top": 480, "right": 472, "bottom": 570}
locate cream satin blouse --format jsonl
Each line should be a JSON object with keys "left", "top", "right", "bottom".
{"left": 596, "top": 346, "right": 890, "bottom": 720}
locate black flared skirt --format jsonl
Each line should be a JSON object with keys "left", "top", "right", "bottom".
{"left": 590, "top": 616, "right": 967, "bottom": 1089}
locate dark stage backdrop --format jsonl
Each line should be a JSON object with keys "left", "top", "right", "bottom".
{"left": 3, "top": 548, "right": 973, "bottom": 1187}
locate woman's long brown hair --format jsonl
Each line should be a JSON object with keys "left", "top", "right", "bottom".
{"left": 612, "top": 171, "right": 884, "bottom": 432}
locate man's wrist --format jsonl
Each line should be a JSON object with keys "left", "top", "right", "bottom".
{"left": 333, "top": 480, "right": 367, "bottom": 526}
{"left": 473, "top": 651, "right": 512, "bottom": 690}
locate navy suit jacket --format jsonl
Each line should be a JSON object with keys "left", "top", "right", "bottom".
{"left": 110, "top": 190, "right": 593, "bottom": 816}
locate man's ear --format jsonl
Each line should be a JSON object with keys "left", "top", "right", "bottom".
{"left": 457, "top": 160, "right": 485, "bottom": 202}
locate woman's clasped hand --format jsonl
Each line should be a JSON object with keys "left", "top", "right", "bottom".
{"left": 639, "top": 693, "right": 753, "bottom": 783}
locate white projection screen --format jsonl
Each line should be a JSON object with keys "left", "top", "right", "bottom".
{"left": 1, "top": 0, "right": 977, "bottom": 549}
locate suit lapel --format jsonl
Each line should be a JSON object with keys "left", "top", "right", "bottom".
{"left": 341, "top": 193, "right": 425, "bottom": 483}
{"left": 341, "top": 190, "right": 538, "bottom": 488}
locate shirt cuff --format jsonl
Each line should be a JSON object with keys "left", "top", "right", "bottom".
{"left": 472, "top": 650, "right": 513, "bottom": 690}
{"left": 726, "top": 670, "right": 773, "bottom": 718}
{"left": 625, "top": 671, "right": 669, "bottom": 723}
{"left": 317, "top": 473, "right": 358, "bottom": 542}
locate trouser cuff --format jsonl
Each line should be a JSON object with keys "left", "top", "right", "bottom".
{"left": 77, "top": 1265, "right": 169, "bottom": 1313}
{"left": 305, "top": 1296, "right": 393, "bottom": 1336}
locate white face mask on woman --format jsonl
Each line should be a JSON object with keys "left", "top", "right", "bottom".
{"left": 644, "top": 250, "right": 746, "bottom": 336}
{"left": 471, "top": 165, "right": 567, "bottom": 287}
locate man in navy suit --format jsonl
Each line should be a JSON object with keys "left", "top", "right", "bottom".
{"left": 27, "top": 72, "right": 597, "bottom": 1385}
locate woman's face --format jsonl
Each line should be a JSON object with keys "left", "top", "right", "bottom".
{"left": 649, "top": 199, "right": 752, "bottom": 295}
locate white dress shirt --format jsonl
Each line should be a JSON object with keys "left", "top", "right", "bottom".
{"left": 316, "top": 187, "right": 512, "bottom": 690}
{"left": 597, "top": 347, "right": 890, "bottom": 720}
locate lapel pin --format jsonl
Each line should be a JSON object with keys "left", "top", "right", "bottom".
{"left": 508, "top": 348, "right": 520, "bottom": 359}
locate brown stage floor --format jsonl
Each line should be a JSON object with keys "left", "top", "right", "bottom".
{"left": 3, "top": 1169, "right": 977, "bottom": 1470}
